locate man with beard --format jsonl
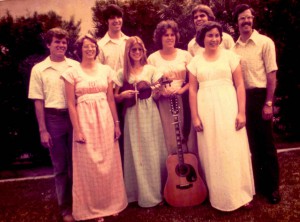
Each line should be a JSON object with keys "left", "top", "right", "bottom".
{"left": 232, "top": 4, "right": 281, "bottom": 204}
{"left": 188, "top": 4, "right": 234, "bottom": 56}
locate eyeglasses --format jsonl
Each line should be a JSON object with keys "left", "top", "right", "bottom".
{"left": 130, "top": 48, "right": 143, "bottom": 52}
{"left": 238, "top": 15, "right": 254, "bottom": 22}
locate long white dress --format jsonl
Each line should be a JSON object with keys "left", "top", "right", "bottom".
{"left": 187, "top": 49, "right": 255, "bottom": 211}
{"left": 115, "top": 64, "right": 168, "bottom": 207}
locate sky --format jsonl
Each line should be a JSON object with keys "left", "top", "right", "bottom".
{"left": 0, "top": 0, "right": 96, "bottom": 34}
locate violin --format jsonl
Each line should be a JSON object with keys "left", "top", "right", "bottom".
{"left": 120, "top": 77, "right": 172, "bottom": 115}
{"left": 136, "top": 77, "right": 172, "bottom": 99}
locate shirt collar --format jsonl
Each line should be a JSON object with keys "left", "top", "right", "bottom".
{"left": 99, "top": 32, "right": 129, "bottom": 46}
{"left": 235, "top": 29, "right": 259, "bottom": 46}
{"left": 39, "top": 56, "right": 76, "bottom": 71}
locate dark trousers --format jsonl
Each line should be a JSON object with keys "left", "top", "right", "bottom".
{"left": 45, "top": 110, "right": 73, "bottom": 215}
{"left": 246, "top": 88, "right": 280, "bottom": 195}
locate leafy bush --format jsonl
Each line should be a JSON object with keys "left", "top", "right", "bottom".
{"left": 0, "top": 0, "right": 299, "bottom": 167}
{"left": 0, "top": 11, "right": 80, "bottom": 168}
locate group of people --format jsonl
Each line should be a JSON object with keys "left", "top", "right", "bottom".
{"left": 28, "top": 3, "right": 281, "bottom": 222}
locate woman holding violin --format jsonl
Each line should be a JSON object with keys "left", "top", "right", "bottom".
{"left": 148, "top": 20, "right": 197, "bottom": 156}
{"left": 114, "top": 36, "right": 168, "bottom": 208}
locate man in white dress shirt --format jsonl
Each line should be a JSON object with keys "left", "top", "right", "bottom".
{"left": 97, "top": 4, "right": 129, "bottom": 164}
{"left": 97, "top": 4, "right": 129, "bottom": 72}
{"left": 28, "top": 27, "right": 78, "bottom": 222}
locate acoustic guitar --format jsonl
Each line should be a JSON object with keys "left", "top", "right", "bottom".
{"left": 164, "top": 95, "right": 207, "bottom": 207}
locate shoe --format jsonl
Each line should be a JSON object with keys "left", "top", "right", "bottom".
{"left": 267, "top": 190, "right": 281, "bottom": 204}
{"left": 62, "top": 214, "right": 75, "bottom": 222}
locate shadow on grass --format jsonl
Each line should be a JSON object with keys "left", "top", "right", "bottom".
{"left": 0, "top": 150, "right": 299, "bottom": 222}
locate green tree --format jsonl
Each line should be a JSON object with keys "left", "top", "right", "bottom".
{"left": 0, "top": 11, "right": 81, "bottom": 168}
{"left": 91, "top": 0, "right": 162, "bottom": 54}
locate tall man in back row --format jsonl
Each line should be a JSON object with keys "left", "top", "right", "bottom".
{"left": 97, "top": 4, "right": 129, "bottom": 163}
{"left": 97, "top": 4, "right": 129, "bottom": 71}
{"left": 28, "top": 27, "right": 78, "bottom": 221}
{"left": 232, "top": 4, "right": 281, "bottom": 204}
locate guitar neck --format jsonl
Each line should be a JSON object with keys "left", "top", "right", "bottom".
{"left": 170, "top": 96, "right": 185, "bottom": 165}
{"left": 173, "top": 117, "right": 185, "bottom": 165}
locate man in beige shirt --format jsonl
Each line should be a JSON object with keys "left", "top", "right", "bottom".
{"left": 233, "top": 4, "right": 280, "bottom": 205}
{"left": 97, "top": 4, "right": 129, "bottom": 72}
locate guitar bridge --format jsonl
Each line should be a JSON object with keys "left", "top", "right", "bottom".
{"left": 176, "top": 184, "right": 193, "bottom": 190}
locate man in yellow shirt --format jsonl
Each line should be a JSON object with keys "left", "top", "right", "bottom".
{"left": 233, "top": 4, "right": 280, "bottom": 204}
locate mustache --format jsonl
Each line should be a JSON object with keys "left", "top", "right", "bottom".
{"left": 242, "top": 22, "right": 252, "bottom": 27}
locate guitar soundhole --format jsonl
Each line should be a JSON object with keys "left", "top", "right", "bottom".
{"left": 176, "top": 164, "right": 188, "bottom": 176}
{"left": 175, "top": 164, "right": 197, "bottom": 182}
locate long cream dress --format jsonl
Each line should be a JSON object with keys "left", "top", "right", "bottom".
{"left": 115, "top": 64, "right": 168, "bottom": 207}
{"left": 62, "top": 63, "right": 127, "bottom": 221}
{"left": 187, "top": 49, "right": 255, "bottom": 211}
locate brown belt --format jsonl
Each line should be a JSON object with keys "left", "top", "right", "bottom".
{"left": 44, "top": 108, "right": 68, "bottom": 115}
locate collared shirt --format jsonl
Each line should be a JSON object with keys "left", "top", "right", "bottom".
{"left": 28, "top": 56, "right": 79, "bottom": 108}
{"left": 97, "top": 32, "right": 129, "bottom": 72}
{"left": 188, "top": 32, "right": 235, "bottom": 57}
{"left": 233, "top": 29, "right": 278, "bottom": 89}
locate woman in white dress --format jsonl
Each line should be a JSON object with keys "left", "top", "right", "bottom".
{"left": 188, "top": 21, "right": 255, "bottom": 211}
{"left": 114, "top": 36, "right": 168, "bottom": 207}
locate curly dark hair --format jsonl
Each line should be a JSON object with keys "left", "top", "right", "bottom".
{"left": 196, "top": 21, "right": 223, "bottom": 48}
{"left": 153, "top": 20, "right": 180, "bottom": 49}
{"left": 103, "top": 4, "right": 123, "bottom": 22}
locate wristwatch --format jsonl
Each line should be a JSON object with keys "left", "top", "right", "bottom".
{"left": 265, "top": 101, "right": 273, "bottom": 107}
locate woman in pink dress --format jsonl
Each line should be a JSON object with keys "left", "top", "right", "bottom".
{"left": 62, "top": 35, "right": 127, "bottom": 222}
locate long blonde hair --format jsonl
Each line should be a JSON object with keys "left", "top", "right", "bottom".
{"left": 123, "top": 36, "right": 147, "bottom": 82}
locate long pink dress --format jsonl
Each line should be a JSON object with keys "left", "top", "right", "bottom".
{"left": 62, "top": 63, "right": 127, "bottom": 221}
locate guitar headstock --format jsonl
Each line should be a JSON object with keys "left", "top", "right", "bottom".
{"left": 169, "top": 96, "right": 179, "bottom": 115}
